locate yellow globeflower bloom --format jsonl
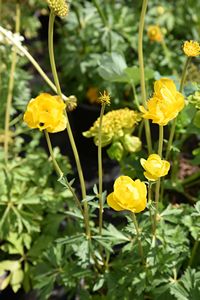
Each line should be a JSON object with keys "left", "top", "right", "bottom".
{"left": 23, "top": 93, "right": 67, "bottom": 133}
{"left": 147, "top": 25, "right": 163, "bottom": 42}
{"left": 140, "top": 78, "right": 185, "bottom": 126}
{"left": 183, "top": 40, "right": 200, "bottom": 57}
{"left": 86, "top": 87, "right": 98, "bottom": 104}
{"left": 140, "top": 154, "right": 170, "bottom": 181}
{"left": 107, "top": 176, "right": 147, "bottom": 213}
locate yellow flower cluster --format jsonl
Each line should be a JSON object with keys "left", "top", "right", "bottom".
{"left": 46, "top": 0, "right": 69, "bottom": 17}
{"left": 140, "top": 78, "right": 185, "bottom": 126}
{"left": 23, "top": 93, "right": 67, "bottom": 133}
{"left": 83, "top": 108, "right": 141, "bottom": 146}
{"left": 183, "top": 40, "right": 200, "bottom": 57}
{"left": 107, "top": 176, "right": 147, "bottom": 213}
{"left": 188, "top": 91, "right": 200, "bottom": 110}
{"left": 147, "top": 25, "right": 163, "bottom": 42}
{"left": 140, "top": 154, "right": 170, "bottom": 181}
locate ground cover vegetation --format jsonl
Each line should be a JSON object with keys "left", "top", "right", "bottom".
{"left": 0, "top": 1, "right": 200, "bottom": 299}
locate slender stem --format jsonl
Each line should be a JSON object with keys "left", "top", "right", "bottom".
{"left": 165, "top": 119, "right": 176, "bottom": 160}
{"left": 92, "top": 0, "right": 107, "bottom": 26}
{"left": 158, "top": 125, "right": 163, "bottom": 157}
{"left": 4, "top": 3, "right": 20, "bottom": 164}
{"left": 44, "top": 130, "right": 63, "bottom": 178}
{"left": 155, "top": 125, "right": 163, "bottom": 209}
{"left": 131, "top": 82, "right": 140, "bottom": 109}
{"left": 148, "top": 183, "right": 154, "bottom": 235}
{"left": 188, "top": 239, "right": 199, "bottom": 267}
{"left": 48, "top": 11, "right": 90, "bottom": 237}
{"left": 92, "top": 0, "right": 111, "bottom": 52}
{"left": 161, "top": 39, "right": 173, "bottom": 70}
{"left": 44, "top": 130, "right": 83, "bottom": 214}
{"left": 48, "top": 12, "right": 62, "bottom": 95}
{"left": 138, "top": 0, "right": 152, "bottom": 154}
{"left": 165, "top": 57, "right": 191, "bottom": 160}
{"left": 180, "top": 57, "right": 191, "bottom": 93}
{"left": 0, "top": 26, "right": 67, "bottom": 100}
{"left": 98, "top": 104, "right": 105, "bottom": 235}
{"left": 131, "top": 213, "right": 145, "bottom": 266}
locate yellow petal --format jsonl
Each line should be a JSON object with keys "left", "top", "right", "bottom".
{"left": 107, "top": 193, "right": 124, "bottom": 211}
{"left": 144, "top": 171, "right": 158, "bottom": 181}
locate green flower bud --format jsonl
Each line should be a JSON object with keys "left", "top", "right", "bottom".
{"left": 107, "top": 142, "right": 124, "bottom": 161}
{"left": 122, "top": 135, "right": 141, "bottom": 153}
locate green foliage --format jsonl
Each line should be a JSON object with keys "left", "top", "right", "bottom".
{"left": 1, "top": 0, "right": 200, "bottom": 299}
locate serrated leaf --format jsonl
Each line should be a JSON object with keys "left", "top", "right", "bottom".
{"left": 56, "top": 234, "right": 84, "bottom": 245}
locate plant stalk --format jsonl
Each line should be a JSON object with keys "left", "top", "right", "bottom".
{"left": 131, "top": 213, "right": 145, "bottom": 266}
{"left": 92, "top": 0, "right": 111, "bottom": 52}
{"left": 0, "top": 26, "right": 67, "bottom": 100}
{"left": 138, "top": 0, "right": 152, "bottom": 154}
{"left": 48, "top": 10, "right": 90, "bottom": 237}
{"left": 165, "top": 57, "right": 191, "bottom": 160}
{"left": 155, "top": 125, "right": 163, "bottom": 209}
{"left": 188, "top": 239, "right": 199, "bottom": 267}
{"left": 44, "top": 130, "right": 83, "bottom": 214}
{"left": 98, "top": 103, "right": 106, "bottom": 235}
{"left": 4, "top": 3, "right": 20, "bottom": 164}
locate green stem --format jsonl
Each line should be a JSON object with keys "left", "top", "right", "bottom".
{"left": 98, "top": 104, "right": 105, "bottom": 235}
{"left": 131, "top": 213, "right": 145, "bottom": 266}
{"left": 48, "top": 11, "right": 90, "bottom": 237}
{"left": 180, "top": 57, "right": 191, "bottom": 93}
{"left": 155, "top": 125, "right": 164, "bottom": 208}
{"left": 44, "top": 130, "right": 63, "bottom": 178}
{"left": 165, "top": 119, "right": 176, "bottom": 160}
{"left": 131, "top": 82, "right": 140, "bottom": 109}
{"left": 92, "top": 0, "right": 111, "bottom": 52}
{"left": 188, "top": 239, "right": 199, "bottom": 267}
{"left": 148, "top": 183, "right": 154, "bottom": 235}
{"left": 44, "top": 130, "right": 83, "bottom": 214}
{"left": 92, "top": 0, "right": 107, "bottom": 26}
{"left": 138, "top": 0, "right": 152, "bottom": 154}
{"left": 4, "top": 3, "right": 20, "bottom": 164}
{"left": 161, "top": 39, "right": 173, "bottom": 70}
{"left": 0, "top": 26, "right": 67, "bottom": 100}
{"left": 165, "top": 57, "right": 191, "bottom": 160}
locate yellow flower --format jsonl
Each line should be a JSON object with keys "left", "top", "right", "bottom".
{"left": 86, "top": 87, "right": 98, "bottom": 104}
{"left": 140, "top": 78, "right": 185, "bottom": 126}
{"left": 98, "top": 90, "right": 111, "bottom": 106}
{"left": 147, "top": 25, "right": 163, "bottom": 42}
{"left": 183, "top": 40, "right": 200, "bottom": 57}
{"left": 140, "top": 154, "right": 170, "bottom": 181}
{"left": 107, "top": 176, "right": 147, "bottom": 213}
{"left": 46, "top": 0, "right": 69, "bottom": 17}
{"left": 23, "top": 93, "right": 67, "bottom": 133}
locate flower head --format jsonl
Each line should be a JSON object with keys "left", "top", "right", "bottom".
{"left": 147, "top": 25, "right": 163, "bottom": 42}
{"left": 140, "top": 154, "right": 170, "bottom": 181}
{"left": 86, "top": 87, "right": 99, "bottom": 104}
{"left": 98, "top": 90, "right": 111, "bottom": 106}
{"left": 183, "top": 40, "right": 200, "bottom": 57}
{"left": 46, "top": 0, "right": 69, "bottom": 17}
{"left": 23, "top": 93, "right": 67, "bottom": 133}
{"left": 140, "top": 78, "right": 185, "bottom": 126}
{"left": 83, "top": 108, "right": 141, "bottom": 146}
{"left": 107, "top": 176, "right": 147, "bottom": 213}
